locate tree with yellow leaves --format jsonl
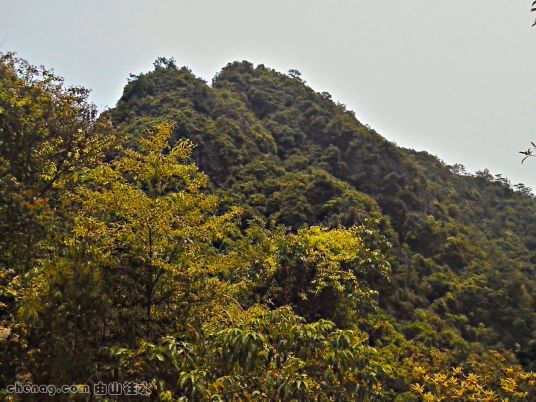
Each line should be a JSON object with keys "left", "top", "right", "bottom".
{"left": 69, "top": 123, "right": 241, "bottom": 342}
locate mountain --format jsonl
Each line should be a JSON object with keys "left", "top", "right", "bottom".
{"left": 3, "top": 53, "right": 536, "bottom": 400}
{"left": 108, "top": 58, "right": 536, "bottom": 369}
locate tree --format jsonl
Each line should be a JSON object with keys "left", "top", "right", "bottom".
{"left": 0, "top": 52, "right": 115, "bottom": 272}
{"left": 154, "top": 56, "right": 178, "bottom": 70}
{"left": 0, "top": 53, "right": 115, "bottom": 386}
{"left": 110, "top": 305, "right": 386, "bottom": 401}
{"left": 70, "top": 123, "right": 241, "bottom": 342}
{"left": 265, "top": 225, "right": 390, "bottom": 327}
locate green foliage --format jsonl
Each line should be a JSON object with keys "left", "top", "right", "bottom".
{"left": 0, "top": 52, "right": 115, "bottom": 270}
{"left": 1, "top": 54, "right": 535, "bottom": 401}
{"left": 110, "top": 59, "right": 536, "bottom": 370}
{"left": 264, "top": 225, "right": 390, "bottom": 326}
{"left": 0, "top": 52, "right": 116, "bottom": 387}
{"left": 111, "top": 305, "right": 386, "bottom": 401}
{"left": 69, "top": 123, "right": 242, "bottom": 342}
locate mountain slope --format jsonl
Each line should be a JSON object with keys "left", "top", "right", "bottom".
{"left": 108, "top": 58, "right": 536, "bottom": 368}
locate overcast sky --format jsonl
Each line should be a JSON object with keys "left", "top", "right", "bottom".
{"left": 2, "top": 0, "right": 536, "bottom": 188}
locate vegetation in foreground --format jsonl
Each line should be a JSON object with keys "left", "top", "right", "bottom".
{"left": 0, "top": 53, "right": 535, "bottom": 400}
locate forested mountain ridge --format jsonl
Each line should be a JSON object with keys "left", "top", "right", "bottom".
{"left": 109, "top": 59, "right": 536, "bottom": 368}
{"left": 2, "top": 53, "right": 536, "bottom": 400}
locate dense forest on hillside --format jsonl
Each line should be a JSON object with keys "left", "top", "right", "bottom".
{"left": 1, "top": 53, "right": 535, "bottom": 400}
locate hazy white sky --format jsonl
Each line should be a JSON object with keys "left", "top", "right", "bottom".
{"left": 2, "top": 0, "right": 536, "bottom": 188}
